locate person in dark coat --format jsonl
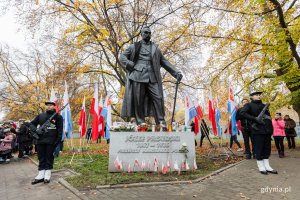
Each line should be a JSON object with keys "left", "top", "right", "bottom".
{"left": 200, "top": 119, "right": 209, "bottom": 147}
{"left": 30, "top": 101, "right": 63, "bottom": 184}
{"left": 284, "top": 115, "right": 297, "bottom": 149}
{"left": 119, "top": 26, "right": 183, "bottom": 127}
{"left": 17, "top": 120, "right": 33, "bottom": 158}
{"left": 190, "top": 121, "right": 197, "bottom": 146}
{"left": 224, "top": 120, "right": 243, "bottom": 151}
{"left": 236, "top": 98, "right": 255, "bottom": 159}
{"left": 240, "top": 91, "right": 277, "bottom": 175}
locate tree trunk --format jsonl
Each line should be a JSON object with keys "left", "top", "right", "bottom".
{"left": 292, "top": 100, "right": 300, "bottom": 123}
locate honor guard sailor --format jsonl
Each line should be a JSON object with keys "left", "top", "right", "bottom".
{"left": 240, "top": 91, "right": 278, "bottom": 175}
{"left": 30, "top": 101, "right": 63, "bottom": 184}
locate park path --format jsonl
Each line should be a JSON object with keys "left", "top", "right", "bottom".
{"left": 1, "top": 149, "right": 299, "bottom": 200}
{"left": 0, "top": 157, "right": 81, "bottom": 200}
{"left": 84, "top": 149, "right": 300, "bottom": 200}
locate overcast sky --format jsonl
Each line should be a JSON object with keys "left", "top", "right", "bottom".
{"left": 0, "top": 8, "right": 32, "bottom": 120}
{"left": 0, "top": 8, "right": 32, "bottom": 50}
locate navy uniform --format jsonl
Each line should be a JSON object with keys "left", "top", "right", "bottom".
{"left": 30, "top": 101, "right": 63, "bottom": 184}
{"left": 240, "top": 92, "right": 277, "bottom": 175}
{"left": 236, "top": 103, "right": 255, "bottom": 159}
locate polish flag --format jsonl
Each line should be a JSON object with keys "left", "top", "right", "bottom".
{"left": 195, "top": 102, "right": 204, "bottom": 119}
{"left": 134, "top": 159, "right": 139, "bottom": 167}
{"left": 119, "top": 160, "right": 123, "bottom": 170}
{"left": 141, "top": 161, "right": 146, "bottom": 170}
{"left": 162, "top": 163, "right": 167, "bottom": 175}
{"left": 209, "top": 88, "right": 217, "bottom": 136}
{"left": 193, "top": 158, "right": 198, "bottom": 170}
{"left": 78, "top": 96, "right": 86, "bottom": 138}
{"left": 186, "top": 162, "right": 190, "bottom": 170}
{"left": 127, "top": 164, "right": 131, "bottom": 173}
{"left": 50, "top": 86, "right": 59, "bottom": 113}
{"left": 114, "top": 156, "right": 120, "bottom": 168}
{"left": 90, "top": 84, "right": 99, "bottom": 141}
{"left": 98, "top": 96, "right": 105, "bottom": 138}
{"left": 194, "top": 116, "right": 199, "bottom": 135}
{"left": 166, "top": 160, "right": 171, "bottom": 169}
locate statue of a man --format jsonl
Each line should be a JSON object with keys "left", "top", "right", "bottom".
{"left": 119, "top": 26, "right": 183, "bottom": 127}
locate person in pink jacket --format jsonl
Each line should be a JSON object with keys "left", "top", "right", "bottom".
{"left": 0, "top": 129, "right": 15, "bottom": 163}
{"left": 272, "top": 112, "right": 286, "bottom": 158}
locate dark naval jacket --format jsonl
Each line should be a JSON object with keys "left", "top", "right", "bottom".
{"left": 30, "top": 111, "right": 63, "bottom": 145}
{"left": 239, "top": 100, "right": 273, "bottom": 135}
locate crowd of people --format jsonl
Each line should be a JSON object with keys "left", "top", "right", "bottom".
{"left": 0, "top": 120, "right": 34, "bottom": 163}
{"left": 235, "top": 98, "right": 298, "bottom": 160}
{"left": 192, "top": 91, "right": 298, "bottom": 175}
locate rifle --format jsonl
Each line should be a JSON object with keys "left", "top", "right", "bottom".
{"left": 252, "top": 92, "right": 278, "bottom": 130}
{"left": 33, "top": 103, "right": 69, "bottom": 139}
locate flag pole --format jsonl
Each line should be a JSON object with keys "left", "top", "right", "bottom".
{"left": 85, "top": 112, "right": 91, "bottom": 147}
{"left": 79, "top": 134, "right": 82, "bottom": 150}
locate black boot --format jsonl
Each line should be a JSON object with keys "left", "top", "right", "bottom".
{"left": 31, "top": 179, "right": 44, "bottom": 185}
{"left": 278, "top": 150, "right": 282, "bottom": 158}
{"left": 279, "top": 151, "right": 284, "bottom": 158}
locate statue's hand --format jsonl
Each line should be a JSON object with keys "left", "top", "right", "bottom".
{"left": 176, "top": 72, "right": 183, "bottom": 82}
{"left": 126, "top": 61, "right": 135, "bottom": 72}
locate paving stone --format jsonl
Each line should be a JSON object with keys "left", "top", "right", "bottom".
{"left": 0, "top": 158, "right": 81, "bottom": 200}
{"left": 83, "top": 149, "right": 300, "bottom": 200}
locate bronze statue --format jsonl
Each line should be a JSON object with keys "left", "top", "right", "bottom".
{"left": 119, "top": 26, "right": 183, "bottom": 127}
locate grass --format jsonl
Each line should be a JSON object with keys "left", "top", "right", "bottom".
{"left": 63, "top": 154, "right": 239, "bottom": 189}
{"left": 36, "top": 138, "right": 242, "bottom": 190}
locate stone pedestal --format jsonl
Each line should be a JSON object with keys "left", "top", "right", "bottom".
{"left": 108, "top": 132, "right": 196, "bottom": 172}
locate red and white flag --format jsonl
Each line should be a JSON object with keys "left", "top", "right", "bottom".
{"left": 127, "top": 164, "right": 131, "bottom": 173}
{"left": 209, "top": 87, "right": 217, "bottom": 136}
{"left": 90, "top": 84, "right": 99, "bottom": 140}
{"left": 186, "top": 162, "right": 190, "bottom": 170}
{"left": 119, "top": 160, "right": 123, "bottom": 170}
{"left": 98, "top": 96, "right": 105, "bottom": 138}
{"left": 79, "top": 96, "right": 86, "bottom": 138}
{"left": 166, "top": 160, "right": 171, "bottom": 169}
{"left": 141, "top": 161, "right": 146, "bottom": 170}
{"left": 162, "top": 162, "right": 167, "bottom": 175}
{"left": 114, "top": 158, "right": 122, "bottom": 170}
{"left": 114, "top": 156, "right": 120, "bottom": 168}
{"left": 50, "top": 86, "right": 59, "bottom": 113}
{"left": 134, "top": 159, "right": 139, "bottom": 168}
